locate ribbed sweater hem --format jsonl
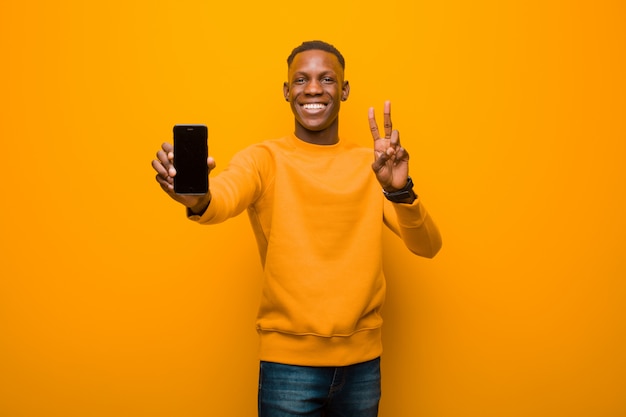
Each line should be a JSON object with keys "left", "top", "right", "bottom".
{"left": 257, "top": 327, "right": 383, "bottom": 367}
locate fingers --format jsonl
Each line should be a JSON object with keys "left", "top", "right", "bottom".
{"left": 394, "top": 138, "right": 409, "bottom": 162}
{"left": 207, "top": 156, "right": 216, "bottom": 172}
{"left": 373, "top": 136, "right": 408, "bottom": 167}
{"left": 157, "top": 142, "right": 175, "bottom": 176}
{"left": 383, "top": 100, "right": 392, "bottom": 138}
{"left": 372, "top": 131, "right": 408, "bottom": 168}
{"left": 152, "top": 142, "right": 174, "bottom": 191}
{"left": 368, "top": 106, "right": 380, "bottom": 141}
{"left": 391, "top": 130, "right": 409, "bottom": 161}
{"left": 390, "top": 128, "right": 401, "bottom": 148}
{"left": 372, "top": 147, "right": 393, "bottom": 172}
{"left": 369, "top": 100, "right": 394, "bottom": 141}
{"left": 152, "top": 158, "right": 174, "bottom": 192}
{"left": 152, "top": 143, "right": 217, "bottom": 195}
{"left": 161, "top": 142, "right": 173, "bottom": 153}
{"left": 153, "top": 146, "right": 172, "bottom": 177}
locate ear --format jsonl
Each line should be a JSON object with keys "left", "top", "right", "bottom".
{"left": 283, "top": 82, "right": 290, "bottom": 101}
{"left": 341, "top": 80, "right": 350, "bottom": 101}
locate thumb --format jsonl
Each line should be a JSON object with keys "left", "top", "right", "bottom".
{"left": 372, "top": 147, "right": 393, "bottom": 172}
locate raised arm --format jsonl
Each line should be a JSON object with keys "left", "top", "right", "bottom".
{"left": 369, "top": 101, "right": 414, "bottom": 203}
{"left": 370, "top": 101, "right": 442, "bottom": 257}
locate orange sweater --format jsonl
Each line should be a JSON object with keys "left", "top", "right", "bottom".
{"left": 188, "top": 134, "right": 441, "bottom": 366}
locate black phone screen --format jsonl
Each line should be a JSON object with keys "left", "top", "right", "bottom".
{"left": 173, "top": 124, "right": 208, "bottom": 194}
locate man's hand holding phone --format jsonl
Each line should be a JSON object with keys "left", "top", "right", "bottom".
{"left": 152, "top": 127, "right": 215, "bottom": 214}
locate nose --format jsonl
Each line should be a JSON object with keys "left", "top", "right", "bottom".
{"left": 304, "top": 79, "right": 323, "bottom": 95}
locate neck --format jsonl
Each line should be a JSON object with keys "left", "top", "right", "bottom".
{"left": 294, "top": 121, "right": 340, "bottom": 145}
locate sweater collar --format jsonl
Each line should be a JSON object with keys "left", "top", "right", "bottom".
{"left": 287, "top": 133, "right": 346, "bottom": 154}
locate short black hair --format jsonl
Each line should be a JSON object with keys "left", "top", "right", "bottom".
{"left": 287, "top": 40, "right": 345, "bottom": 70}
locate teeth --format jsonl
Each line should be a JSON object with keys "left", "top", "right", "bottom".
{"left": 303, "top": 103, "right": 326, "bottom": 110}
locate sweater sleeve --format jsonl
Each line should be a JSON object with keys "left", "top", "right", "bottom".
{"left": 187, "top": 145, "right": 269, "bottom": 225}
{"left": 383, "top": 197, "right": 442, "bottom": 258}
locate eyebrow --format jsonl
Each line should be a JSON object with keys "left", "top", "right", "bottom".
{"left": 291, "top": 70, "right": 338, "bottom": 78}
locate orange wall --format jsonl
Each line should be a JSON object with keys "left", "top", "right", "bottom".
{"left": 1, "top": 1, "right": 625, "bottom": 416}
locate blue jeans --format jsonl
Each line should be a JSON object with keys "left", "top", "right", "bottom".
{"left": 258, "top": 357, "right": 381, "bottom": 417}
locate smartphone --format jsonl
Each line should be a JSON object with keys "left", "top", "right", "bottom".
{"left": 173, "top": 124, "right": 208, "bottom": 194}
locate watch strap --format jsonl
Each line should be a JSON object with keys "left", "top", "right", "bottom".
{"left": 383, "top": 176, "right": 416, "bottom": 203}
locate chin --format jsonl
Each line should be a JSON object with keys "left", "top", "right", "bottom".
{"left": 297, "top": 115, "right": 338, "bottom": 133}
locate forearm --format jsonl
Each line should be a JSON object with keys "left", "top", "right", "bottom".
{"left": 386, "top": 198, "right": 442, "bottom": 258}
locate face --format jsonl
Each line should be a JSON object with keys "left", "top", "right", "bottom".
{"left": 283, "top": 50, "right": 350, "bottom": 137}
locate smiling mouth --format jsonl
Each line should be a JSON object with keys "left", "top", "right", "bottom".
{"left": 302, "top": 103, "right": 327, "bottom": 110}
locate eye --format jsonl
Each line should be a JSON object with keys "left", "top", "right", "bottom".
{"left": 294, "top": 77, "right": 306, "bottom": 85}
{"left": 322, "top": 77, "right": 335, "bottom": 84}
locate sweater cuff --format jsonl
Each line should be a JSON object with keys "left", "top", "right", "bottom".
{"left": 392, "top": 196, "right": 427, "bottom": 228}
{"left": 186, "top": 203, "right": 210, "bottom": 221}
{"left": 186, "top": 207, "right": 202, "bottom": 221}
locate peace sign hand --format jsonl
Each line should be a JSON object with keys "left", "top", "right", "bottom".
{"left": 369, "top": 101, "right": 410, "bottom": 192}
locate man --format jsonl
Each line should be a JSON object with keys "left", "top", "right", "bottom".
{"left": 152, "top": 40, "right": 442, "bottom": 417}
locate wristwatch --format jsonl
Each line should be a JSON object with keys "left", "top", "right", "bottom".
{"left": 383, "top": 176, "right": 416, "bottom": 203}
